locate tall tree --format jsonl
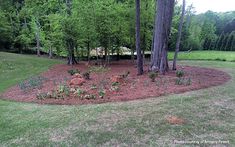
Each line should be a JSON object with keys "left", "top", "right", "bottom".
{"left": 135, "top": 0, "right": 143, "bottom": 75}
{"left": 172, "top": 0, "right": 186, "bottom": 70}
{"left": 150, "top": 0, "right": 175, "bottom": 74}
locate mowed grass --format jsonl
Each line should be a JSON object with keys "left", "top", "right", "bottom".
{"left": 0, "top": 52, "right": 62, "bottom": 93}
{"left": 0, "top": 52, "right": 235, "bottom": 146}
{"left": 168, "top": 51, "right": 235, "bottom": 62}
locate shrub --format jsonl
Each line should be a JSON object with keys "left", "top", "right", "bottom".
{"left": 120, "top": 71, "right": 130, "bottom": 78}
{"left": 67, "top": 69, "right": 80, "bottom": 75}
{"left": 82, "top": 71, "right": 90, "bottom": 80}
{"left": 148, "top": 72, "right": 158, "bottom": 82}
{"left": 91, "top": 84, "right": 97, "bottom": 90}
{"left": 76, "top": 88, "right": 86, "bottom": 97}
{"left": 18, "top": 76, "right": 46, "bottom": 92}
{"left": 175, "top": 77, "right": 192, "bottom": 86}
{"left": 98, "top": 89, "right": 106, "bottom": 98}
{"left": 176, "top": 70, "right": 185, "bottom": 78}
{"left": 58, "top": 83, "right": 70, "bottom": 96}
{"left": 111, "top": 82, "right": 120, "bottom": 91}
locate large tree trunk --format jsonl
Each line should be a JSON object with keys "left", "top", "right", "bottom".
{"left": 135, "top": 0, "right": 143, "bottom": 75}
{"left": 172, "top": 0, "right": 186, "bottom": 70}
{"left": 150, "top": 0, "right": 175, "bottom": 74}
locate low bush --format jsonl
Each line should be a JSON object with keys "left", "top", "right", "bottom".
{"left": 82, "top": 71, "right": 90, "bottom": 80}
{"left": 67, "top": 69, "right": 80, "bottom": 75}
{"left": 175, "top": 77, "right": 192, "bottom": 86}
{"left": 18, "top": 76, "right": 46, "bottom": 92}
{"left": 176, "top": 70, "right": 185, "bottom": 78}
{"left": 148, "top": 72, "right": 158, "bottom": 82}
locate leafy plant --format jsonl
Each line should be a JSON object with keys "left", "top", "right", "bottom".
{"left": 98, "top": 89, "right": 106, "bottom": 98}
{"left": 18, "top": 76, "right": 46, "bottom": 92}
{"left": 76, "top": 88, "right": 86, "bottom": 97}
{"left": 176, "top": 70, "right": 185, "bottom": 78}
{"left": 82, "top": 71, "right": 90, "bottom": 80}
{"left": 111, "top": 82, "right": 120, "bottom": 91}
{"left": 91, "top": 84, "right": 97, "bottom": 90}
{"left": 148, "top": 72, "right": 158, "bottom": 82}
{"left": 175, "top": 77, "right": 192, "bottom": 86}
{"left": 67, "top": 69, "right": 80, "bottom": 76}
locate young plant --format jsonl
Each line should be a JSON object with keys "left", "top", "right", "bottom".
{"left": 176, "top": 70, "right": 185, "bottom": 78}
{"left": 67, "top": 69, "right": 80, "bottom": 76}
{"left": 98, "top": 89, "right": 106, "bottom": 98}
{"left": 82, "top": 71, "right": 90, "bottom": 80}
{"left": 148, "top": 72, "right": 158, "bottom": 82}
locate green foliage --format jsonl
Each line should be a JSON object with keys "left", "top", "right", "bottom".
{"left": 67, "top": 69, "right": 80, "bottom": 76}
{"left": 175, "top": 77, "right": 192, "bottom": 86}
{"left": 148, "top": 72, "right": 158, "bottom": 82}
{"left": 18, "top": 76, "right": 46, "bottom": 92}
{"left": 98, "top": 89, "right": 106, "bottom": 98}
{"left": 176, "top": 70, "right": 185, "bottom": 78}
{"left": 82, "top": 71, "right": 90, "bottom": 80}
{"left": 75, "top": 88, "right": 86, "bottom": 97}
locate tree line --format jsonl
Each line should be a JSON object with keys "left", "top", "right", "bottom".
{"left": 0, "top": 0, "right": 235, "bottom": 65}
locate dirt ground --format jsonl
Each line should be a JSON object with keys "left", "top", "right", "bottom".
{"left": 2, "top": 61, "right": 231, "bottom": 105}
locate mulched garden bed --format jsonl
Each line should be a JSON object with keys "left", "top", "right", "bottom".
{"left": 1, "top": 61, "right": 231, "bottom": 105}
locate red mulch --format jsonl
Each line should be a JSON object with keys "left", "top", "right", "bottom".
{"left": 1, "top": 61, "right": 231, "bottom": 105}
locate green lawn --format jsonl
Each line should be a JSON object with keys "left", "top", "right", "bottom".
{"left": 0, "top": 52, "right": 62, "bottom": 93}
{"left": 168, "top": 51, "right": 235, "bottom": 62}
{"left": 0, "top": 52, "right": 235, "bottom": 146}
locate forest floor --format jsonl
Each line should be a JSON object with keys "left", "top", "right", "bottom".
{"left": 0, "top": 52, "right": 235, "bottom": 146}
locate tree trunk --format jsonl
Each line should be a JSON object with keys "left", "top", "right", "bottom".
{"left": 87, "top": 40, "right": 90, "bottom": 62}
{"left": 49, "top": 46, "right": 52, "bottom": 58}
{"left": 135, "top": 0, "right": 143, "bottom": 75}
{"left": 150, "top": 0, "right": 175, "bottom": 74}
{"left": 172, "top": 0, "right": 186, "bottom": 70}
{"left": 35, "top": 18, "right": 41, "bottom": 57}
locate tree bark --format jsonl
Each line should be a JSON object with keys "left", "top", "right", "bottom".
{"left": 35, "top": 18, "right": 41, "bottom": 57}
{"left": 135, "top": 0, "right": 143, "bottom": 75}
{"left": 150, "top": 0, "right": 175, "bottom": 74}
{"left": 173, "top": 0, "right": 186, "bottom": 70}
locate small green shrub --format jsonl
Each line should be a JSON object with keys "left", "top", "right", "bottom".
{"left": 82, "top": 71, "right": 90, "bottom": 80}
{"left": 175, "top": 77, "right": 192, "bottom": 86}
{"left": 111, "top": 82, "right": 120, "bottom": 91}
{"left": 91, "top": 84, "right": 97, "bottom": 90}
{"left": 76, "top": 88, "right": 86, "bottom": 97}
{"left": 98, "top": 89, "right": 106, "bottom": 98}
{"left": 58, "top": 83, "right": 70, "bottom": 96}
{"left": 148, "top": 72, "right": 158, "bottom": 82}
{"left": 18, "top": 76, "right": 46, "bottom": 92}
{"left": 176, "top": 70, "right": 185, "bottom": 78}
{"left": 67, "top": 69, "right": 80, "bottom": 75}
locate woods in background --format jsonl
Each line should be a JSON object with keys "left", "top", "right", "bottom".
{"left": 0, "top": 0, "right": 235, "bottom": 61}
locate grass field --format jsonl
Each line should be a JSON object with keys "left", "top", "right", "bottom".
{"left": 0, "top": 52, "right": 62, "bottom": 93}
{"left": 0, "top": 52, "right": 235, "bottom": 146}
{"left": 168, "top": 51, "right": 235, "bottom": 62}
